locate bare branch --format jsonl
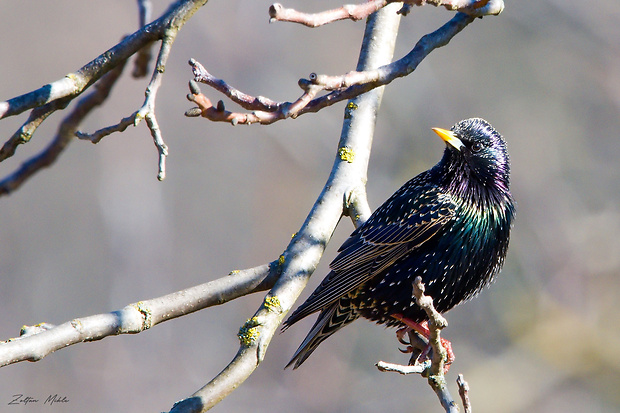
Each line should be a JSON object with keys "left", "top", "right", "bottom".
{"left": 169, "top": 5, "right": 403, "bottom": 412}
{"left": 344, "top": 185, "right": 372, "bottom": 228}
{"left": 376, "top": 360, "right": 430, "bottom": 375}
{"left": 0, "top": 0, "right": 208, "bottom": 167}
{"left": 457, "top": 374, "right": 472, "bottom": 413}
{"left": 134, "top": 29, "right": 179, "bottom": 180}
{"left": 269, "top": 1, "right": 387, "bottom": 28}
{"left": 0, "top": 262, "right": 278, "bottom": 367}
{"left": 76, "top": 111, "right": 139, "bottom": 143}
{"left": 187, "top": 12, "right": 477, "bottom": 126}
{"left": 0, "top": 61, "right": 128, "bottom": 196}
{"left": 407, "top": 277, "right": 460, "bottom": 411}
{"left": 269, "top": 0, "right": 504, "bottom": 28}
{"left": 0, "top": 97, "right": 70, "bottom": 162}
{"left": 377, "top": 277, "right": 461, "bottom": 413}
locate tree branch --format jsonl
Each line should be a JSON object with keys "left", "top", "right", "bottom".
{"left": 0, "top": 262, "right": 278, "bottom": 366}
{"left": 457, "top": 374, "right": 472, "bottom": 413}
{"left": 0, "top": 61, "right": 128, "bottom": 196}
{"left": 169, "top": 4, "right": 403, "bottom": 412}
{"left": 376, "top": 277, "right": 464, "bottom": 413}
{"left": 268, "top": 0, "right": 504, "bottom": 28}
{"left": 0, "top": 0, "right": 209, "bottom": 194}
{"left": 186, "top": 11, "right": 478, "bottom": 126}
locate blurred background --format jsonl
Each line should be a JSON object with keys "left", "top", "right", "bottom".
{"left": 1, "top": 0, "right": 619, "bottom": 411}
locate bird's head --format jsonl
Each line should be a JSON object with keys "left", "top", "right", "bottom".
{"left": 432, "top": 118, "right": 511, "bottom": 194}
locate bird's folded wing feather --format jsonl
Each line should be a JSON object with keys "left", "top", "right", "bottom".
{"left": 284, "top": 187, "right": 456, "bottom": 327}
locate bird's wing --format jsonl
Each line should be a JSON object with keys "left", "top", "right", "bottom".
{"left": 284, "top": 185, "right": 456, "bottom": 327}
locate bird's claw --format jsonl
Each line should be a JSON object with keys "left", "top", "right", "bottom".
{"left": 392, "top": 318, "right": 455, "bottom": 373}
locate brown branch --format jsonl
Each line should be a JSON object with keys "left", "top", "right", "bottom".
{"left": 269, "top": 1, "right": 388, "bottom": 27}
{"left": 269, "top": 0, "right": 504, "bottom": 28}
{"left": 187, "top": 12, "right": 478, "bottom": 126}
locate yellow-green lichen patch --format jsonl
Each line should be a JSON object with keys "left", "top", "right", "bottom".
{"left": 278, "top": 254, "right": 286, "bottom": 266}
{"left": 264, "top": 295, "right": 282, "bottom": 313}
{"left": 339, "top": 146, "right": 355, "bottom": 163}
{"left": 238, "top": 317, "right": 261, "bottom": 346}
{"left": 344, "top": 101, "right": 358, "bottom": 119}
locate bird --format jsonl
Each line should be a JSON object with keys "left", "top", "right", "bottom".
{"left": 282, "top": 118, "right": 515, "bottom": 369}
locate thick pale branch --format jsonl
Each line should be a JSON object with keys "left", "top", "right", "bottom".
{"left": 170, "top": 5, "right": 403, "bottom": 412}
{"left": 0, "top": 263, "right": 278, "bottom": 367}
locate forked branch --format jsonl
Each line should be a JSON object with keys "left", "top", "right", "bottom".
{"left": 187, "top": 12, "right": 479, "bottom": 126}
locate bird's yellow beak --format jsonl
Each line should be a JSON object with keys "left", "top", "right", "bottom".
{"left": 432, "top": 127, "right": 464, "bottom": 151}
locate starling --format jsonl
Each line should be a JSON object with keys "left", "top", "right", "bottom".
{"left": 283, "top": 118, "right": 515, "bottom": 369}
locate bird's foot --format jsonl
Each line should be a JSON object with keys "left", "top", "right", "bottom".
{"left": 393, "top": 316, "right": 455, "bottom": 372}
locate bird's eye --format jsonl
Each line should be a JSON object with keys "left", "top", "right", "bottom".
{"left": 470, "top": 142, "right": 484, "bottom": 153}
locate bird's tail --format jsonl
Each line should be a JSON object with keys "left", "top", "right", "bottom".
{"left": 285, "top": 298, "right": 359, "bottom": 369}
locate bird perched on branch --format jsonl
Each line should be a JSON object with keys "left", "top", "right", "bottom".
{"left": 283, "top": 118, "right": 515, "bottom": 369}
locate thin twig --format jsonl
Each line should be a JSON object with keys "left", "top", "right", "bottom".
{"left": 376, "top": 360, "right": 430, "bottom": 375}
{"left": 269, "top": 1, "right": 387, "bottom": 27}
{"left": 76, "top": 111, "right": 139, "bottom": 143}
{"left": 78, "top": 18, "right": 183, "bottom": 180}
{"left": 134, "top": 30, "right": 178, "bottom": 180}
{"left": 133, "top": 0, "right": 154, "bottom": 78}
{"left": 457, "top": 374, "right": 472, "bottom": 413}
{"left": 411, "top": 277, "right": 458, "bottom": 412}
{"left": 377, "top": 277, "right": 460, "bottom": 413}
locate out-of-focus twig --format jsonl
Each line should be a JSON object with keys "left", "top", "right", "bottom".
{"left": 133, "top": 0, "right": 154, "bottom": 78}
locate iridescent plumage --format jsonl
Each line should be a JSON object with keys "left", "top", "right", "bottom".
{"left": 284, "top": 118, "right": 515, "bottom": 369}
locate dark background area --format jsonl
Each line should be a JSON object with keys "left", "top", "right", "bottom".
{"left": 1, "top": 1, "right": 619, "bottom": 412}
